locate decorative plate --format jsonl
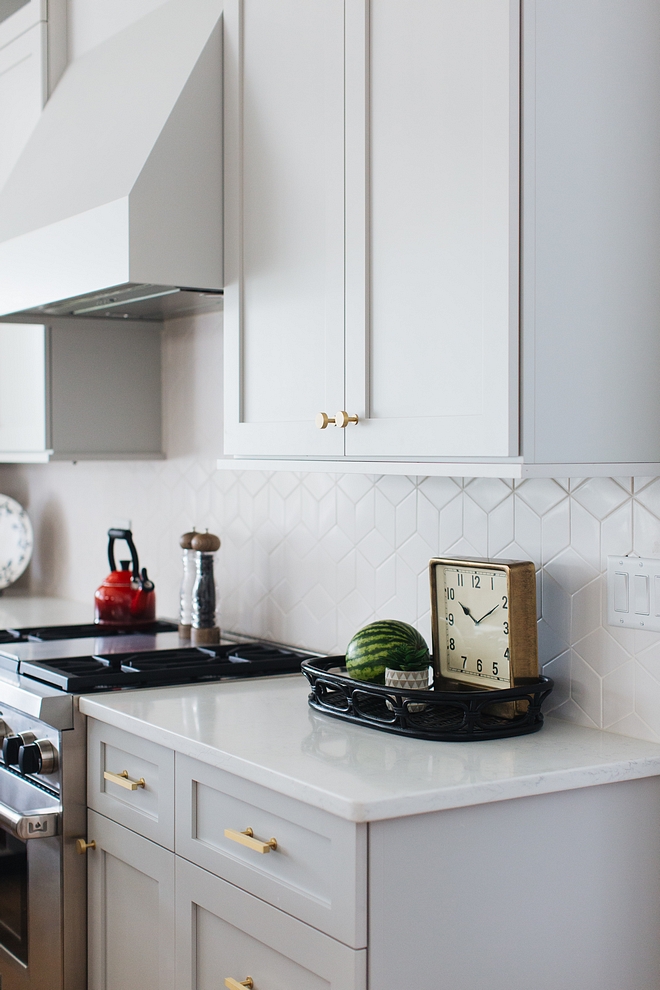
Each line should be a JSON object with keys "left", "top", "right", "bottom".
{"left": 0, "top": 496, "right": 33, "bottom": 590}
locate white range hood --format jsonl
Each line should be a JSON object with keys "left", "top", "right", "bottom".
{"left": 0, "top": 0, "right": 223, "bottom": 322}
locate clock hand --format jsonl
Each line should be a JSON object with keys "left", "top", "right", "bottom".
{"left": 457, "top": 602, "right": 478, "bottom": 625}
{"left": 475, "top": 603, "right": 501, "bottom": 625}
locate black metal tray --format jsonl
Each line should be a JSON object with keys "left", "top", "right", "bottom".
{"left": 301, "top": 657, "right": 553, "bottom": 742}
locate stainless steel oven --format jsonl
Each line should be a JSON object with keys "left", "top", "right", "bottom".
{"left": 0, "top": 695, "right": 85, "bottom": 990}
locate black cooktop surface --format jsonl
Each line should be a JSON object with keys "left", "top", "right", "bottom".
{"left": 0, "top": 624, "right": 312, "bottom": 692}
{"left": 2, "top": 620, "right": 178, "bottom": 642}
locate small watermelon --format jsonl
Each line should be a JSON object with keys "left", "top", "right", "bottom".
{"left": 345, "top": 620, "right": 429, "bottom": 684}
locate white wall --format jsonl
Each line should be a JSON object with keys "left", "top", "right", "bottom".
{"left": 1, "top": 308, "right": 660, "bottom": 744}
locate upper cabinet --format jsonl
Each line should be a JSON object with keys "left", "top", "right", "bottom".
{"left": 0, "top": 321, "right": 162, "bottom": 463}
{"left": 223, "top": 0, "right": 517, "bottom": 463}
{"left": 0, "top": 0, "right": 66, "bottom": 191}
{"left": 223, "top": 0, "right": 660, "bottom": 476}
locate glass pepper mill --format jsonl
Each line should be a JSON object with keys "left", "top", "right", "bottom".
{"left": 191, "top": 530, "right": 221, "bottom": 646}
{"left": 178, "top": 529, "right": 196, "bottom": 639}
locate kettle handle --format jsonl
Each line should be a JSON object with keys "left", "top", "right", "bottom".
{"left": 107, "top": 529, "right": 140, "bottom": 579}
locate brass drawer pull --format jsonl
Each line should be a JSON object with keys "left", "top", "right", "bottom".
{"left": 225, "top": 979, "right": 253, "bottom": 990}
{"left": 224, "top": 827, "right": 277, "bottom": 854}
{"left": 104, "top": 770, "right": 146, "bottom": 791}
{"left": 76, "top": 839, "right": 96, "bottom": 855}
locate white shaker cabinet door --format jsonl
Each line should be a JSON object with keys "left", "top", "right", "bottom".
{"left": 0, "top": 324, "right": 47, "bottom": 455}
{"left": 223, "top": 0, "right": 346, "bottom": 457}
{"left": 175, "top": 857, "right": 367, "bottom": 990}
{"left": 344, "top": 0, "right": 519, "bottom": 459}
{"left": 87, "top": 810, "right": 176, "bottom": 990}
{"left": 0, "top": 11, "right": 46, "bottom": 191}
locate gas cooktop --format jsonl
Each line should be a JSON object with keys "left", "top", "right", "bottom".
{"left": 0, "top": 623, "right": 314, "bottom": 693}
{"left": 0, "top": 620, "right": 178, "bottom": 643}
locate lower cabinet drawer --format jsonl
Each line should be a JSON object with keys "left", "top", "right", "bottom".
{"left": 88, "top": 720, "right": 174, "bottom": 849}
{"left": 175, "top": 754, "right": 367, "bottom": 947}
{"left": 175, "top": 857, "right": 367, "bottom": 990}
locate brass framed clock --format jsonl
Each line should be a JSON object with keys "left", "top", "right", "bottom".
{"left": 429, "top": 557, "right": 538, "bottom": 690}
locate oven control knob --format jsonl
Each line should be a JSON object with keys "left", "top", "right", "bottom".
{"left": 0, "top": 720, "right": 13, "bottom": 745}
{"left": 18, "top": 739, "right": 59, "bottom": 777}
{"left": 3, "top": 732, "right": 36, "bottom": 766}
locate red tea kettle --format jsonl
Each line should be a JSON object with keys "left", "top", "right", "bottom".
{"left": 94, "top": 528, "right": 156, "bottom": 627}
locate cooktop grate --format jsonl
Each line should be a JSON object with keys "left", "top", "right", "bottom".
{"left": 19, "top": 643, "right": 312, "bottom": 692}
{"left": 8, "top": 620, "right": 178, "bottom": 642}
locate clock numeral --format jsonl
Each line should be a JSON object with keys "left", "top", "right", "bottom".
{"left": 457, "top": 573, "right": 464, "bottom": 587}
{"left": 461, "top": 656, "right": 468, "bottom": 669}
{"left": 446, "top": 588, "right": 455, "bottom": 600}
{"left": 448, "top": 613, "right": 454, "bottom": 626}
{"left": 493, "top": 662, "right": 498, "bottom": 675}
{"left": 504, "top": 648, "right": 510, "bottom": 659}
{"left": 502, "top": 595, "right": 508, "bottom": 609}
{"left": 491, "top": 577, "right": 495, "bottom": 590}
{"left": 476, "top": 659, "right": 483, "bottom": 672}
{"left": 449, "top": 638, "right": 455, "bottom": 650}
{"left": 503, "top": 621, "right": 509, "bottom": 635}
{"left": 472, "top": 574, "right": 480, "bottom": 589}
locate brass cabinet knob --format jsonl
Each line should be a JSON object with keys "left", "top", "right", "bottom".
{"left": 315, "top": 412, "right": 336, "bottom": 430}
{"left": 76, "top": 839, "right": 96, "bottom": 855}
{"left": 225, "top": 979, "right": 253, "bottom": 990}
{"left": 335, "top": 410, "right": 359, "bottom": 428}
{"left": 224, "top": 827, "right": 277, "bottom": 854}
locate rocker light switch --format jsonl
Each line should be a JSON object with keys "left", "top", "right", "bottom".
{"left": 613, "top": 572, "right": 629, "bottom": 612}
{"left": 634, "top": 574, "right": 650, "bottom": 614}
{"left": 607, "top": 556, "right": 660, "bottom": 630}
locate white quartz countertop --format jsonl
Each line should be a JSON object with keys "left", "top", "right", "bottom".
{"left": 0, "top": 593, "right": 92, "bottom": 629}
{"left": 79, "top": 675, "right": 660, "bottom": 822}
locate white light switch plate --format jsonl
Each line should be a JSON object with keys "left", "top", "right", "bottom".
{"left": 607, "top": 555, "right": 660, "bottom": 631}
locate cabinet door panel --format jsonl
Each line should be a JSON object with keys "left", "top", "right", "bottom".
{"left": 0, "top": 324, "right": 47, "bottom": 453}
{"left": 345, "top": 0, "right": 519, "bottom": 458}
{"left": 369, "top": 779, "right": 660, "bottom": 990}
{"left": 87, "top": 810, "right": 175, "bottom": 990}
{"left": 0, "top": 19, "right": 45, "bottom": 190}
{"left": 175, "top": 857, "right": 367, "bottom": 990}
{"left": 224, "top": 0, "right": 345, "bottom": 456}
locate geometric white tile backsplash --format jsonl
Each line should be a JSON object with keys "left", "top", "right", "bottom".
{"left": 1, "top": 312, "right": 660, "bottom": 744}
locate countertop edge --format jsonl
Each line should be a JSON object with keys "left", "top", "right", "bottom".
{"left": 78, "top": 696, "right": 660, "bottom": 822}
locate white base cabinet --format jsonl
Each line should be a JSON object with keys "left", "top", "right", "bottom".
{"left": 87, "top": 810, "right": 175, "bottom": 990}
{"left": 85, "top": 722, "right": 660, "bottom": 990}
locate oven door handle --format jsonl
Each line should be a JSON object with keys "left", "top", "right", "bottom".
{"left": 0, "top": 800, "right": 60, "bottom": 840}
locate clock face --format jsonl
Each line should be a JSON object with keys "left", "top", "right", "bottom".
{"left": 436, "top": 564, "right": 511, "bottom": 688}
